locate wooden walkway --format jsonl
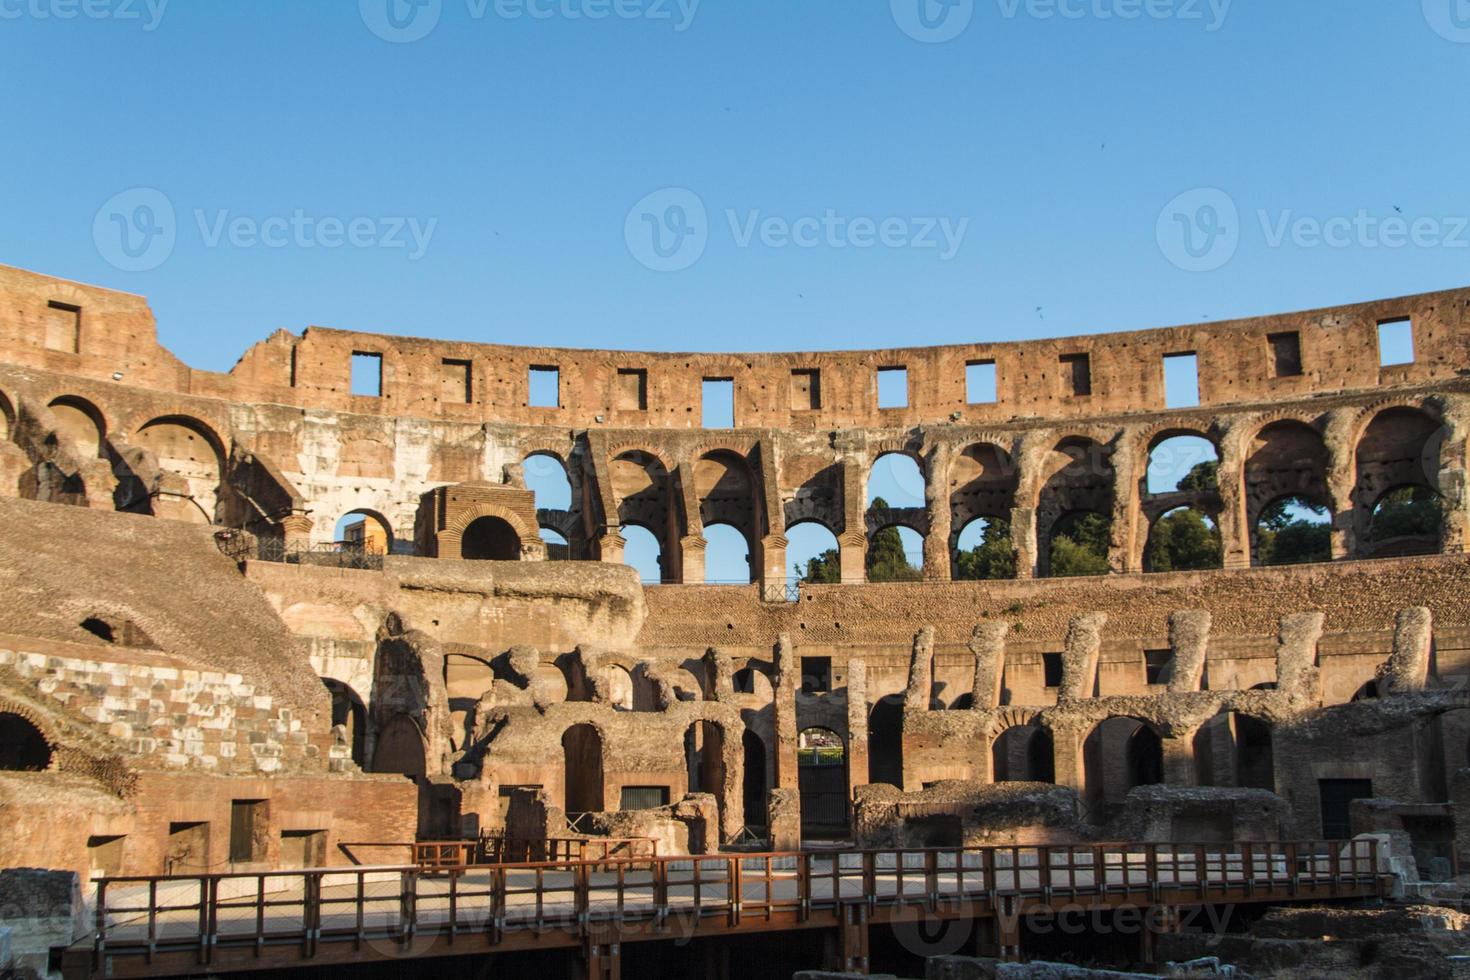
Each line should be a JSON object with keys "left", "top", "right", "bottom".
{"left": 63, "top": 840, "right": 1390, "bottom": 978}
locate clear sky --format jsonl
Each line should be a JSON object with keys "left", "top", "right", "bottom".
{"left": 4, "top": 0, "right": 1468, "bottom": 580}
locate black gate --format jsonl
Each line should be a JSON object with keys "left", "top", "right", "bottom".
{"left": 798, "top": 759, "right": 849, "bottom": 837}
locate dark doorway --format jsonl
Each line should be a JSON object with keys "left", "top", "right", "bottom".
{"left": 562, "top": 724, "right": 604, "bottom": 819}
{"left": 742, "top": 730, "right": 768, "bottom": 830}
{"left": 0, "top": 713, "right": 51, "bottom": 771}
{"left": 1318, "top": 779, "right": 1373, "bottom": 839}
{"left": 797, "top": 728, "right": 848, "bottom": 838}
{"left": 868, "top": 696, "right": 904, "bottom": 788}
{"left": 461, "top": 516, "right": 521, "bottom": 561}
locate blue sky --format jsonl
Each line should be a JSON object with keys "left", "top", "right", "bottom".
{"left": 4, "top": 0, "right": 1467, "bottom": 581}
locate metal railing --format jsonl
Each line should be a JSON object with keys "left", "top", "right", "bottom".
{"left": 82, "top": 839, "right": 1384, "bottom": 977}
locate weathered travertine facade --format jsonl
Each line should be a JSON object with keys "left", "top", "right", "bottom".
{"left": 3, "top": 262, "right": 1470, "bottom": 959}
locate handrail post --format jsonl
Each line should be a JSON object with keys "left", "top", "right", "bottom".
{"left": 93, "top": 879, "right": 108, "bottom": 968}
{"left": 799, "top": 852, "right": 812, "bottom": 921}
{"left": 575, "top": 862, "right": 590, "bottom": 937}
{"left": 728, "top": 856, "right": 742, "bottom": 927}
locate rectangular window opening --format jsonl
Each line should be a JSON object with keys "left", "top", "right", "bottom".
{"left": 441, "top": 358, "right": 472, "bottom": 404}
{"left": 1144, "top": 649, "right": 1172, "bottom": 686}
{"left": 45, "top": 301, "right": 81, "bottom": 353}
{"left": 350, "top": 352, "right": 382, "bottom": 397}
{"left": 616, "top": 368, "right": 648, "bottom": 411}
{"left": 1268, "top": 331, "right": 1303, "bottom": 378}
{"left": 1042, "top": 653, "right": 1064, "bottom": 689}
{"left": 1060, "top": 354, "right": 1091, "bottom": 397}
{"left": 966, "top": 360, "right": 997, "bottom": 404}
{"left": 877, "top": 366, "right": 909, "bottom": 409}
{"left": 166, "top": 822, "right": 210, "bottom": 875}
{"left": 529, "top": 365, "right": 560, "bottom": 408}
{"left": 1163, "top": 352, "right": 1199, "bottom": 408}
{"left": 1378, "top": 318, "right": 1415, "bottom": 367}
{"left": 790, "top": 369, "right": 821, "bottom": 411}
{"left": 619, "top": 786, "right": 672, "bottom": 811}
{"left": 702, "top": 378, "right": 735, "bottom": 428}
{"left": 801, "top": 656, "right": 833, "bottom": 694}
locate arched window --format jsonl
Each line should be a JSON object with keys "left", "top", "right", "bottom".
{"left": 524, "top": 453, "right": 573, "bottom": 511}
{"left": 1145, "top": 507, "right": 1222, "bottom": 572}
{"left": 47, "top": 396, "right": 106, "bottom": 459}
{"left": 1367, "top": 486, "right": 1442, "bottom": 556}
{"left": 954, "top": 516, "right": 1016, "bottom": 581}
{"left": 461, "top": 516, "right": 521, "bottom": 561}
{"left": 1146, "top": 434, "right": 1218, "bottom": 496}
{"left": 797, "top": 727, "right": 848, "bottom": 838}
{"left": 0, "top": 714, "right": 51, "bottom": 771}
{"left": 703, "top": 523, "right": 751, "bottom": 584}
{"left": 1252, "top": 495, "right": 1331, "bottom": 566}
{"left": 335, "top": 510, "right": 395, "bottom": 555}
{"left": 992, "top": 725, "right": 1054, "bottom": 783}
{"left": 540, "top": 527, "right": 571, "bottom": 560}
{"left": 1082, "top": 717, "right": 1162, "bottom": 814}
{"left": 868, "top": 696, "right": 904, "bottom": 788}
{"left": 1047, "top": 510, "right": 1111, "bottom": 578}
{"left": 868, "top": 453, "right": 925, "bottom": 509}
{"left": 562, "top": 724, "right": 604, "bottom": 817}
{"left": 620, "top": 524, "right": 664, "bottom": 584}
{"left": 787, "top": 521, "right": 841, "bottom": 585}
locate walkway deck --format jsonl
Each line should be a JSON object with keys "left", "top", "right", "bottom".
{"left": 63, "top": 840, "right": 1390, "bottom": 978}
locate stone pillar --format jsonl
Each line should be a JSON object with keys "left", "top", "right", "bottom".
{"left": 1009, "top": 504, "right": 1038, "bottom": 580}
{"left": 923, "top": 444, "right": 954, "bottom": 582}
{"left": 1275, "top": 612, "right": 1325, "bottom": 701}
{"left": 761, "top": 532, "right": 787, "bottom": 594}
{"left": 846, "top": 659, "right": 870, "bottom": 792}
{"left": 1162, "top": 733, "right": 1196, "bottom": 787}
{"left": 1107, "top": 426, "right": 1142, "bottom": 574}
{"left": 1324, "top": 408, "right": 1357, "bottom": 560}
{"left": 1166, "top": 610, "right": 1211, "bottom": 694}
{"left": 838, "top": 530, "right": 867, "bottom": 585}
{"left": 1010, "top": 432, "right": 1045, "bottom": 580}
{"left": 969, "top": 622, "right": 1008, "bottom": 709}
{"left": 597, "top": 528, "right": 625, "bottom": 565}
{"left": 772, "top": 634, "right": 800, "bottom": 790}
{"left": 767, "top": 787, "right": 801, "bottom": 852}
{"left": 704, "top": 647, "right": 735, "bottom": 702}
{"left": 1052, "top": 723, "right": 1085, "bottom": 794}
{"left": 680, "top": 534, "right": 706, "bottom": 585}
{"left": 1058, "top": 613, "right": 1107, "bottom": 702}
{"left": 904, "top": 626, "right": 936, "bottom": 713}
{"left": 278, "top": 512, "right": 314, "bottom": 550}
{"left": 1435, "top": 394, "right": 1470, "bottom": 554}
{"left": 1215, "top": 421, "right": 1250, "bottom": 569}
{"left": 1377, "top": 607, "right": 1433, "bottom": 696}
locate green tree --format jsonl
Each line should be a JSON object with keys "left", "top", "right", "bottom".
{"left": 1146, "top": 508, "right": 1222, "bottom": 572}
{"left": 956, "top": 517, "right": 1017, "bottom": 581}
{"left": 867, "top": 498, "right": 922, "bottom": 582}
{"left": 1255, "top": 496, "right": 1331, "bottom": 565}
{"left": 1049, "top": 512, "right": 1111, "bottom": 577}
{"left": 1369, "top": 486, "right": 1442, "bottom": 540}
{"left": 795, "top": 549, "right": 841, "bottom": 584}
{"left": 1175, "top": 460, "right": 1219, "bottom": 493}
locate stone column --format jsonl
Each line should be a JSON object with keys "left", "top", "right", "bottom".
{"left": 1166, "top": 610, "right": 1211, "bottom": 694}
{"left": 1107, "top": 426, "right": 1142, "bottom": 574}
{"left": 1162, "top": 733, "right": 1196, "bottom": 787}
{"left": 904, "top": 626, "right": 936, "bottom": 713}
{"left": 772, "top": 634, "right": 800, "bottom": 791}
{"left": 1215, "top": 421, "right": 1251, "bottom": 569}
{"left": 680, "top": 534, "right": 706, "bottom": 585}
{"left": 1010, "top": 432, "right": 1046, "bottom": 580}
{"left": 761, "top": 532, "right": 788, "bottom": 595}
{"left": 1324, "top": 408, "right": 1357, "bottom": 560}
{"left": 1377, "top": 607, "right": 1432, "bottom": 696}
{"left": 839, "top": 449, "right": 869, "bottom": 583}
{"left": 923, "top": 443, "right": 954, "bottom": 582}
{"left": 1435, "top": 394, "right": 1470, "bottom": 554}
{"left": 597, "top": 528, "right": 625, "bottom": 565}
{"left": 1052, "top": 722, "right": 1085, "bottom": 794}
{"left": 1275, "top": 612, "right": 1325, "bottom": 702}
{"left": 838, "top": 530, "right": 867, "bottom": 585}
{"left": 846, "top": 659, "right": 870, "bottom": 792}
{"left": 278, "top": 512, "right": 314, "bottom": 551}
{"left": 969, "top": 622, "right": 1008, "bottom": 709}
{"left": 1058, "top": 613, "right": 1107, "bottom": 702}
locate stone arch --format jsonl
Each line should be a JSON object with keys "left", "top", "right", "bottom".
{"left": 321, "top": 678, "right": 367, "bottom": 767}
{"left": 684, "top": 719, "right": 728, "bottom": 827}
{"left": 1082, "top": 716, "right": 1164, "bottom": 814}
{"left": 0, "top": 388, "right": 14, "bottom": 442}
{"left": 47, "top": 395, "right": 108, "bottom": 459}
{"left": 334, "top": 508, "right": 396, "bottom": 554}
{"left": 1193, "top": 710, "right": 1274, "bottom": 791}
{"left": 1354, "top": 405, "right": 1445, "bottom": 556}
{"left": 133, "top": 414, "right": 229, "bottom": 524}
{"left": 1143, "top": 506, "right": 1222, "bottom": 573}
{"left": 610, "top": 449, "right": 678, "bottom": 580}
{"left": 0, "top": 710, "right": 54, "bottom": 771}
{"left": 990, "top": 709, "right": 1054, "bottom": 783}
{"left": 780, "top": 453, "right": 843, "bottom": 532}
{"left": 371, "top": 714, "right": 428, "bottom": 778}
{"left": 441, "top": 503, "right": 533, "bottom": 561}
{"left": 797, "top": 726, "right": 848, "bottom": 837}
{"left": 868, "top": 695, "right": 904, "bottom": 788}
